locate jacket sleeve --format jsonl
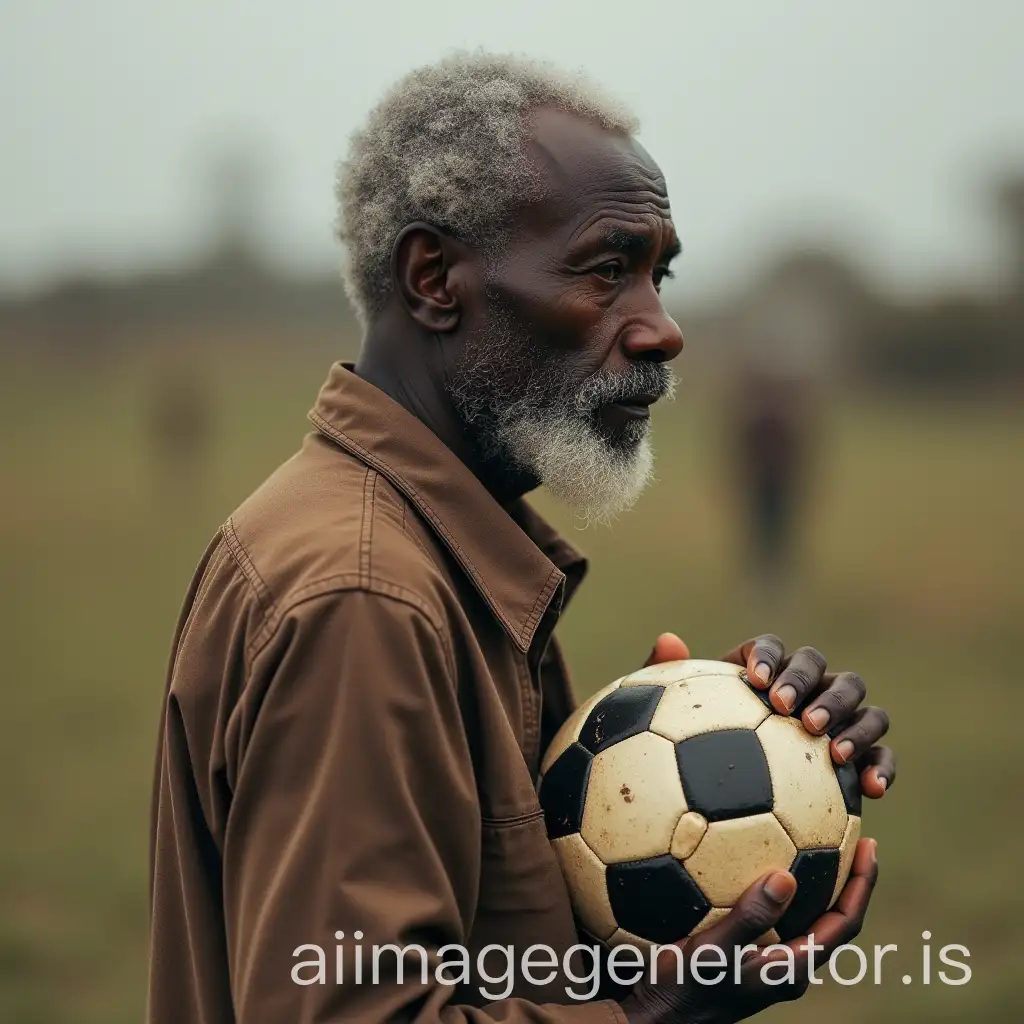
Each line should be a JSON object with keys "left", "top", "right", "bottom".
{"left": 222, "top": 587, "right": 626, "bottom": 1024}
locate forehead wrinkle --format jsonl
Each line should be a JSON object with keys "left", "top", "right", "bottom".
{"left": 527, "top": 121, "right": 668, "bottom": 199}
{"left": 629, "top": 158, "right": 668, "bottom": 194}
{"left": 585, "top": 185, "right": 671, "bottom": 212}
{"left": 520, "top": 119, "right": 673, "bottom": 248}
{"left": 566, "top": 205, "right": 677, "bottom": 253}
{"left": 572, "top": 151, "right": 670, "bottom": 202}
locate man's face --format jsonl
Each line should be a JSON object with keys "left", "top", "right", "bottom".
{"left": 447, "top": 107, "right": 684, "bottom": 523}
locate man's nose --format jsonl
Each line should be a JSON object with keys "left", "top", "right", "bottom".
{"left": 620, "top": 312, "right": 684, "bottom": 363}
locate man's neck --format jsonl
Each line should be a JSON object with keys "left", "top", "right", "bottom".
{"left": 353, "top": 311, "right": 536, "bottom": 506}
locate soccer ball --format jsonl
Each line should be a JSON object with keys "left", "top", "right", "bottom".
{"left": 538, "top": 659, "right": 862, "bottom": 951}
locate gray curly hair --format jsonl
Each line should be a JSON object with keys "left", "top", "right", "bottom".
{"left": 334, "top": 51, "right": 639, "bottom": 325}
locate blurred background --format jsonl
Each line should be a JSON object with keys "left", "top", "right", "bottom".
{"left": 1, "top": 2, "right": 1022, "bottom": 1021}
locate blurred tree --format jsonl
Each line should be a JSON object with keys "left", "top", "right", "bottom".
{"left": 202, "top": 144, "right": 272, "bottom": 272}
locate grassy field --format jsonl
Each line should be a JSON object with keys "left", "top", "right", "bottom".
{"left": 1, "top": 340, "right": 1022, "bottom": 1022}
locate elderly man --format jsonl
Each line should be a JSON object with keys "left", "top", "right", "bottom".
{"left": 148, "top": 53, "right": 894, "bottom": 1024}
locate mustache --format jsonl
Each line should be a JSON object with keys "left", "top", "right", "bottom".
{"left": 572, "top": 362, "right": 678, "bottom": 414}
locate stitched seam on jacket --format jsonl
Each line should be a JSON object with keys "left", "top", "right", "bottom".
{"left": 522, "top": 566, "right": 562, "bottom": 646}
{"left": 517, "top": 656, "right": 539, "bottom": 770}
{"left": 222, "top": 517, "right": 276, "bottom": 622}
{"left": 479, "top": 809, "right": 544, "bottom": 829}
{"left": 309, "top": 409, "right": 533, "bottom": 650}
{"left": 246, "top": 576, "right": 455, "bottom": 679}
{"left": 358, "top": 467, "right": 377, "bottom": 587}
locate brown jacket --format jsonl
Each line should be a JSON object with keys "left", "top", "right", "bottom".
{"left": 148, "top": 362, "right": 627, "bottom": 1024}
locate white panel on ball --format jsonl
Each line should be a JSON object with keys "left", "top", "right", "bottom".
{"left": 649, "top": 674, "right": 770, "bottom": 743}
{"left": 684, "top": 813, "right": 797, "bottom": 907}
{"left": 756, "top": 715, "right": 848, "bottom": 848}
{"left": 670, "top": 811, "right": 708, "bottom": 860}
{"left": 580, "top": 731, "right": 687, "bottom": 864}
{"left": 619, "top": 659, "right": 746, "bottom": 687}
{"left": 551, "top": 833, "right": 618, "bottom": 941}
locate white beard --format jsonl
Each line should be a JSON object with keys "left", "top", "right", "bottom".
{"left": 448, "top": 294, "right": 674, "bottom": 525}
{"left": 493, "top": 402, "right": 657, "bottom": 526}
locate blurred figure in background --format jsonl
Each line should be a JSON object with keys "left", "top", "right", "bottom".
{"left": 721, "top": 256, "right": 842, "bottom": 602}
{"left": 729, "top": 364, "right": 818, "bottom": 599}
{"left": 147, "top": 353, "right": 214, "bottom": 496}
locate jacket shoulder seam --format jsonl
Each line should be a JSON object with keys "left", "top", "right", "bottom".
{"left": 308, "top": 408, "right": 527, "bottom": 646}
{"left": 222, "top": 516, "right": 277, "bottom": 625}
{"left": 245, "top": 575, "right": 455, "bottom": 678}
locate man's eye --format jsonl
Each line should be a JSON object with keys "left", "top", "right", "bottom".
{"left": 592, "top": 262, "right": 623, "bottom": 282}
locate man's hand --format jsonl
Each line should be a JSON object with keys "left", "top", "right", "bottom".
{"left": 644, "top": 632, "right": 895, "bottom": 799}
{"left": 619, "top": 838, "right": 879, "bottom": 1024}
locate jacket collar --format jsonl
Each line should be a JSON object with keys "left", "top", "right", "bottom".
{"left": 308, "top": 362, "right": 588, "bottom": 653}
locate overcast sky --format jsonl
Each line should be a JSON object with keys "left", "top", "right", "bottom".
{"left": 2, "top": 1, "right": 1023, "bottom": 303}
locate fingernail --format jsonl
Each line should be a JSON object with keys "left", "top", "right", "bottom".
{"left": 834, "top": 739, "right": 855, "bottom": 763}
{"left": 868, "top": 838, "right": 878, "bottom": 864}
{"left": 805, "top": 707, "right": 830, "bottom": 731}
{"left": 753, "top": 662, "right": 771, "bottom": 684}
{"left": 774, "top": 684, "right": 797, "bottom": 712}
{"left": 763, "top": 872, "right": 793, "bottom": 904}
{"left": 876, "top": 775, "right": 888, "bottom": 794}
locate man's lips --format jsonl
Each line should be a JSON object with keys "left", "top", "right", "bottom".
{"left": 605, "top": 394, "right": 659, "bottom": 419}
{"left": 593, "top": 394, "right": 660, "bottom": 430}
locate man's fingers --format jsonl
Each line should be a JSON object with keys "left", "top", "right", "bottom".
{"left": 844, "top": 836, "right": 880, "bottom": 895}
{"left": 696, "top": 870, "right": 797, "bottom": 950}
{"left": 830, "top": 706, "right": 890, "bottom": 766}
{"left": 643, "top": 632, "right": 691, "bottom": 667}
{"left": 769, "top": 646, "right": 827, "bottom": 715}
{"left": 856, "top": 745, "right": 896, "bottom": 798}
{"left": 800, "top": 671, "right": 866, "bottom": 735}
{"left": 726, "top": 634, "right": 785, "bottom": 689}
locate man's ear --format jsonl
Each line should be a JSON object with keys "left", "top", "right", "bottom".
{"left": 391, "top": 222, "right": 467, "bottom": 333}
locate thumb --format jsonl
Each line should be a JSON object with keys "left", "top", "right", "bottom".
{"left": 644, "top": 632, "right": 691, "bottom": 667}
{"left": 695, "top": 871, "right": 796, "bottom": 950}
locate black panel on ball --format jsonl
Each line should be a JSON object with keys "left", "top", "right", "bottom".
{"left": 606, "top": 855, "right": 711, "bottom": 944}
{"left": 833, "top": 762, "right": 863, "bottom": 816}
{"left": 539, "top": 742, "right": 593, "bottom": 840}
{"left": 775, "top": 848, "right": 842, "bottom": 942}
{"left": 675, "top": 729, "right": 774, "bottom": 821}
{"left": 577, "top": 685, "right": 664, "bottom": 756}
